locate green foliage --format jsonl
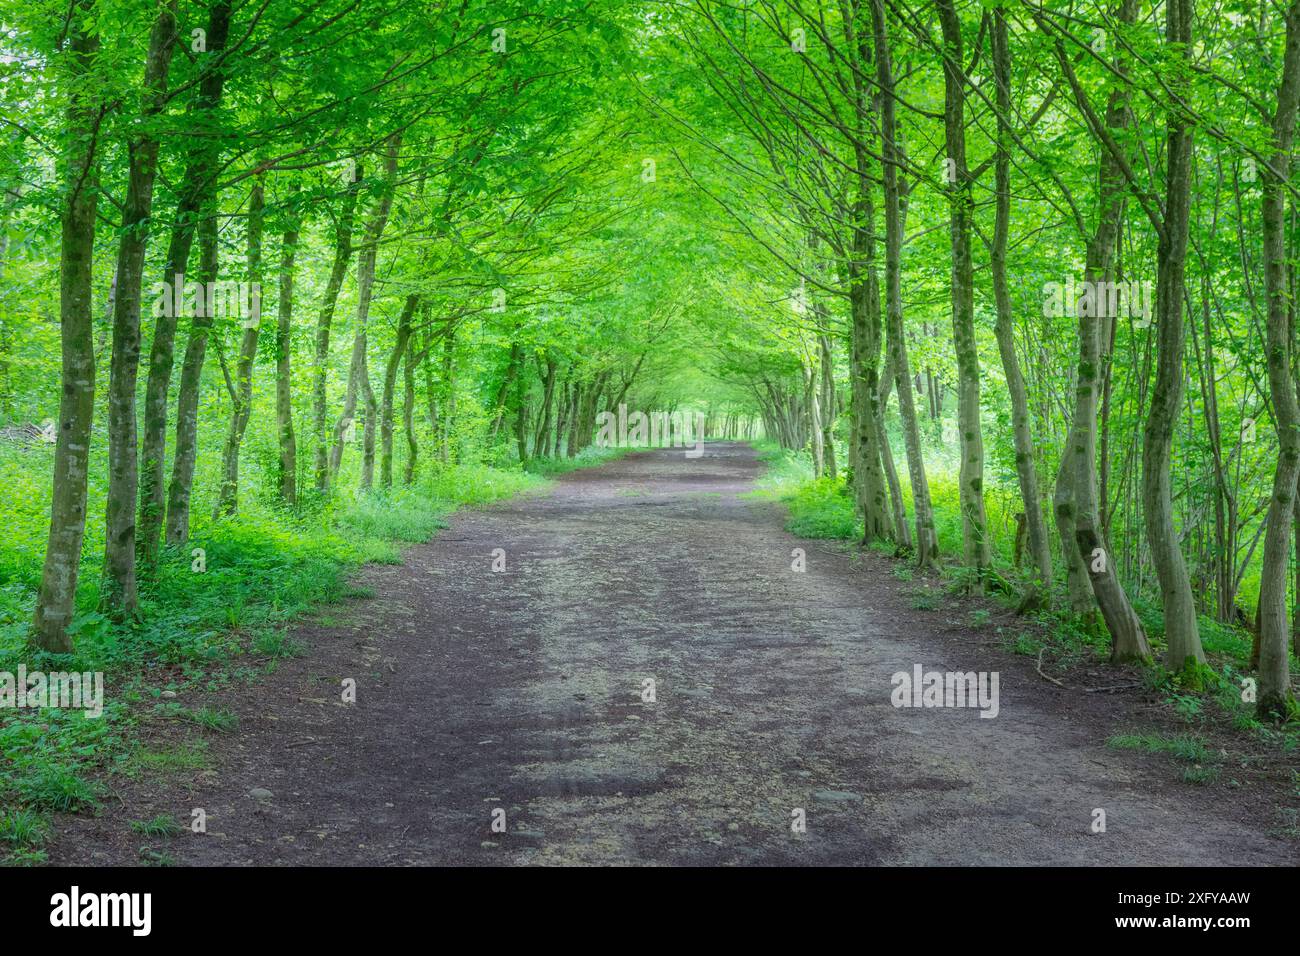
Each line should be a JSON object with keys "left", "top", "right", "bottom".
{"left": 130, "top": 815, "right": 183, "bottom": 838}
{"left": 784, "top": 479, "right": 861, "bottom": 540}
{"left": 0, "top": 807, "right": 49, "bottom": 847}
{"left": 1106, "top": 733, "right": 1214, "bottom": 764}
{"left": 0, "top": 447, "right": 578, "bottom": 839}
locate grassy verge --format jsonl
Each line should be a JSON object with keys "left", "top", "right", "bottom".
{"left": 0, "top": 447, "right": 621, "bottom": 865}
{"left": 522, "top": 445, "right": 628, "bottom": 478}
{"left": 747, "top": 440, "right": 1300, "bottom": 757}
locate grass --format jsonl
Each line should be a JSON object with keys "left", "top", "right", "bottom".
{"left": 1106, "top": 732, "right": 1215, "bottom": 763}
{"left": 523, "top": 445, "right": 627, "bottom": 477}
{"left": 0, "top": 438, "right": 614, "bottom": 864}
{"left": 185, "top": 707, "right": 238, "bottom": 733}
{"left": 130, "top": 814, "right": 183, "bottom": 837}
{"left": 1107, "top": 732, "right": 1223, "bottom": 786}
{"left": 0, "top": 807, "right": 49, "bottom": 847}
{"left": 908, "top": 588, "right": 941, "bottom": 611}
{"left": 745, "top": 443, "right": 861, "bottom": 540}
{"left": 124, "top": 739, "right": 212, "bottom": 777}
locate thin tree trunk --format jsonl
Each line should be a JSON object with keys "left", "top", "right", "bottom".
{"left": 440, "top": 325, "right": 456, "bottom": 462}
{"left": 381, "top": 294, "right": 418, "bottom": 489}
{"left": 1143, "top": 0, "right": 1204, "bottom": 671}
{"left": 489, "top": 342, "right": 521, "bottom": 443}
{"left": 936, "top": 0, "right": 990, "bottom": 574}
{"left": 164, "top": 205, "right": 218, "bottom": 546}
{"left": 877, "top": 349, "right": 911, "bottom": 549}
{"left": 275, "top": 200, "right": 299, "bottom": 505}
{"left": 1069, "top": 0, "right": 1150, "bottom": 662}
{"left": 535, "top": 355, "right": 557, "bottom": 458}
{"left": 312, "top": 164, "right": 362, "bottom": 492}
{"left": 554, "top": 372, "right": 569, "bottom": 458}
{"left": 819, "top": 332, "right": 837, "bottom": 480}
{"left": 138, "top": 0, "right": 231, "bottom": 567}
{"left": 214, "top": 177, "right": 265, "bottom": 517}
{"left": 403, "top": 336, "right": 419, "bottom": 486}
{"left": 332, "top": 134, "right": 399, "bottom": 483}
{"left": 873, "top": 0, "right": 936, "bottom": 564}
{"left": 102, "top": 1, "right": 179, "bottom": 618}
{"left": 990, "top": 9, "right": 1052, "bottom": 596}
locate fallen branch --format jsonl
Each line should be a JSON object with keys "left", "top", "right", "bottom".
{"left": 1035, "top": 649, "right": 1068, "bottom": 688}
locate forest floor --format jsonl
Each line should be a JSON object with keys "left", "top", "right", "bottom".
{"left": 45, "top": 443, "right": 1300, "bottom": 865}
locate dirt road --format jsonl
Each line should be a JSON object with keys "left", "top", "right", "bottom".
{"left": 51, "top": 443, "right": 1297, "bottom": 865}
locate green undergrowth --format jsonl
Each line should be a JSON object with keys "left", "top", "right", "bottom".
{"left": 522, "top": 445, "right": 628, "bottom": 477}
{"left": 0, "top": 448, "right": 613, "bottom": 864}
{"left": 754, "top": 441, "right": 1300, "bottom": 753}
{"left": 745, "top": 442, "right": 862, "bottom": 540}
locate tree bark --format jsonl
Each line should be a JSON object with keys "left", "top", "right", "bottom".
{"left": 138, "top": 0, "right": 232, "bottom": 567}
{"left": 33, "top": 3, "right": 100, "bottom": 652}
{"left": 990, "top": 9, "right": 1052, "bottom": 597}
{"left": 1257, "top": 0, "right": 1300, "bottom": 718}
{"left": 164, "top": 204, "right": 219, "bottom": 546}
{"left": 936, "top": 0, "right": 991, "bottom": 574}
{"left": 1142, "top": 0, "right": 1204, "bottom": 671}
{"left": 381, "top": 294, "right": 418, "bottom": 488}
{"left": 102, "top": 1, "right": 179, "bottom": 618}
{"left": 873, "top": 0, "right": 936, "bottom": 564}
{"left": 275, "top": 201, "right": 299, "bottom": 505}
{"left": 213, "top": 177, "right": 265, "bottom": 517}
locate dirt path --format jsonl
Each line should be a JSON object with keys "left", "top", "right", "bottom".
{"left": 51, "top": 443, "right": 1297, "bottom": 865}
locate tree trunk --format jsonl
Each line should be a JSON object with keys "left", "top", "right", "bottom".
{"left": 138, "top": 0, "right": 232, "bottom": 567}
{"left": 440, "top": 325, "right": 456, "bottom": 462}
{"left": 331, "top": 135, "right": 400, "bottom": 483}
{"left": 275, "top": 203, "right": 299, "bottom": 505}
{"left": 312, "top": 164, "right": 362, "bottom": 492}
{"left": 1257, "top": 0, "right": 1300, "bottom": 718}
{"left": 102, "top": 1, "right": 179, "bottom": 619}
{"left": 990, "top": 10, "right": 1052, "bottom": 597}
{"left": 33, "top": 5, "right": 100, "bottom": 653}
{"left": 403, "top": 335, "right": 419, "bottom": 486}
{"left": 164, "top": 205, "right": 219, "bottom": 546}
{"left": 1068, "top": 0, "right": 1150, "bottom": 662}
{"left": 1142, "top": 0, "right": 1204, "bottom": 671}
{"left": 877, "top": 349, "right": 911, "bottom": 549}
{"left": 819, "top": 332, "right": 837, "bottom": 480}
{"left": 213, "top": 177, "right": 265, "bottom": 518}
{"left": 936, "top": 0, "right": 990, "bottom": 574}
{"left": 873, "top": 0, "right": 936, "bottom": 564}
{"left": 535, "top": 355, "right": 557, "bottom": 458}
{"left": 489, "top": 342, "right": 521, "bottom": 444}
{"left": 381, "top": 294, "right": 418, "bottom": 489}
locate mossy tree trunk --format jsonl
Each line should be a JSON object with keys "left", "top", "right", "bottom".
{"left": 1257, "top": 0, "right": 1300, "bottom": 719}
{"left": 102, "top": 1, "right": 180, "bottom": 620}
{"left": 873, "top": 0, "right": 936, "bottom": 565}
{"left": 33, "top": 2, "right": 100, "bottom": 653}
{"left": 138, "top": 0, "right": 231, "bottom": 568}
{"left": 936, "top": 0, "right": 991, "bottom": 576}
